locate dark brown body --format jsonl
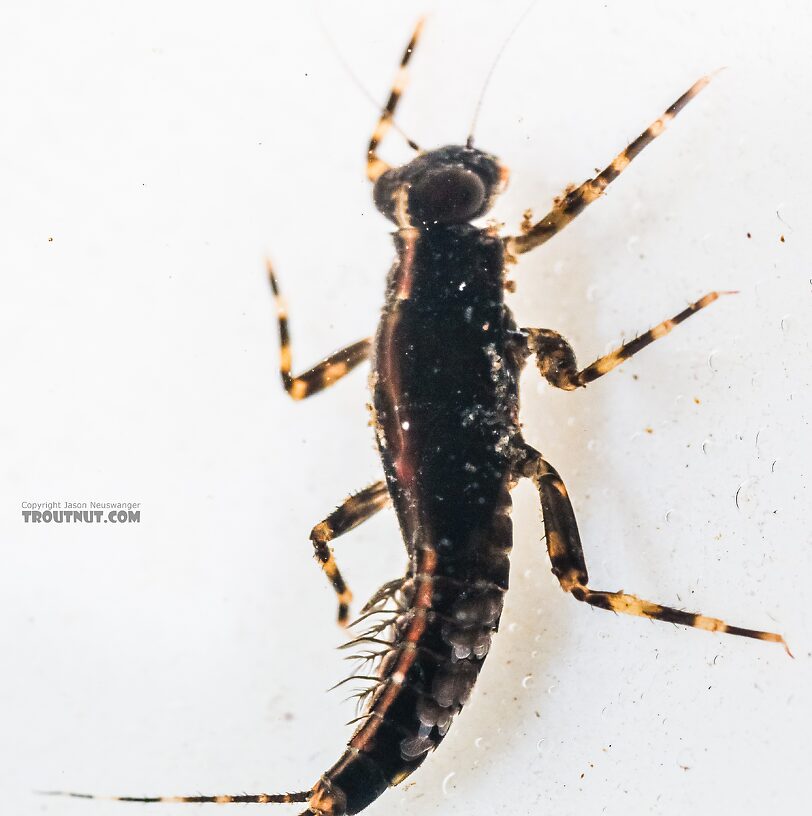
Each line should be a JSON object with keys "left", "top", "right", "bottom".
{"left": 272, "top": 68, "right": 789, "bottom": 815}
{"left": 44, "top": 21, "right": 790, "bottom": 816}
{"left": 309, "top": 224, "right": 525, "bottom": 816}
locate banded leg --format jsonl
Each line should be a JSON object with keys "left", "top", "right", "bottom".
{"left": 505, "top": 75, "right": 713, "bottom": 257}
{"left": 366, "top": 18, "right": 424, "bottom": 182}
{"left": 525, "top": 291, "right": 733, "bottom": 391}
{"left": 310, "top": 481, "right": 391, "bottom": 625}
{"left": 267, "top": 261, "right": 371, "bottom": 400}
{"left": 515, "top": 444, "right": 790, "bottom": 654}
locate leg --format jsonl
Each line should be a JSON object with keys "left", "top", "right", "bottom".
{"left": 505, "top": 75, "right": 713, "bottom": 257}
{"left": 366, "top": 19, "right": 424, "bottom": 182}
{"left": 267, "top": 261, "right": 371, "bottom": 400}
{"left": 310, "top": 481, "right": 391, "bottom": 625}
{"left": 525, "top": 291, "right": 733, "bottom": 391}
{"left": 514, "top": 444, "right": 790, "bottom": 654}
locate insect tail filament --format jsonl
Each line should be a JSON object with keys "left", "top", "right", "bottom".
{"left": 37, "top": 789, "right": 313, "bottom": 805}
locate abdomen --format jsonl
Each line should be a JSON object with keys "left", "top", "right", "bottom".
{"left": 331, "top": 224, "right": 521, "bottom": 800}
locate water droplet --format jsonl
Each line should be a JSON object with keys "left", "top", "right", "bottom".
{"left": 755, "top": 428, "right": 772, "bottom": 459}
{"left": 523, "top": 568, "right": 533, "bottom": 579}
{"left": 441, "top": 771, "right": 457, "bottom": 797}
{"left": 780, "top": 314, "right": 792, "bottom": 335}
{"left": 586, "top": 438, "right": 601, "bottom": 453}
{"left": 701, "top": 438, "right": 713, "bottom": 456}
{"left": 521, "top": 674, "right": 534, "bottom": 689}
{"left": 536, "top": 738, "right": 546, "bottom": 753}
{"left": 707, "top": 349, "right": 720, "bottom": 373}
{"left": 735, "top": 478, "right": 762, "bottom": 512}
{"left": 473, "top": 735, "right": 491, "bottom": 752}
{"left": 507, "top": 621, "right": 519, "bottom": 633}
{"left": 664, "top": 509, "right": 676, "bottom": 524}
{"left": 546, "top": 683, "right": 558, "bottom": 696}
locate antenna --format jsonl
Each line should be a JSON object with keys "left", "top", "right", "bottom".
{"left": 315, "top": 6, "right": 421, "bottom": 152}
{"left": 467, "top": 0, "right": 538, "bottom": 148}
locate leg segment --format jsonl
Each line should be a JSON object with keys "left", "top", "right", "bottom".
{"left": 515, "top": 444, "right": 790, "bottom": 653}
{"left": 505, "top": 75, "right": 713, "bottom": 257}
{"left": 267, "top": 261, "right": 371, "bottom": 400}
{"left": 310, "top": 481, "right": 391, "bottom": 625}
{"left": 525, "top": 291, "right": 733, "bottom": 391}
{"left": 366, "top": 19, "right": 424, "bottom": 182}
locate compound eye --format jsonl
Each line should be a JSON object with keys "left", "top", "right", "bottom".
{"left": 409, "top": 166, "right": 487, "bottom": 224}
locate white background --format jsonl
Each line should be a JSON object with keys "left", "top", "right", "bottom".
{"left": 1, "top": 2, "right": 810, "bottom": 815}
